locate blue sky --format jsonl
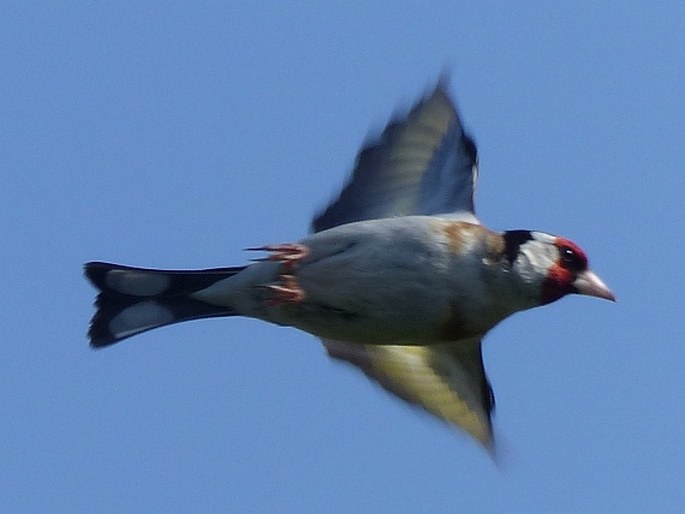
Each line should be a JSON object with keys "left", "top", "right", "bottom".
{"left": 2, "top": 2, "right": 684, "bottom": 512}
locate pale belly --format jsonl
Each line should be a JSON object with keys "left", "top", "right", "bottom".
{"left": 196, "top": 216, "right": 513, "bottom": 344}
{"left": 251, "top": 218, "right": 496, "bottom": 343}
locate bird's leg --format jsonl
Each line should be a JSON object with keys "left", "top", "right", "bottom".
{"left": 262, "top": 274, "right": 306, "bottom": 305}
{"left": 248, "top": 243, "right": 309, "bottom": 305}
{"left": 247, "top": 243, "right": 310, "bottom": 265}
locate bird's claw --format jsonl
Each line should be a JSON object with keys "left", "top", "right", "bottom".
{"left": 262, "top": 275, "right": 306, "bottom": 306}
{"left": 248, "top": 244, "right": 309, "bottom": 305}
{"left": 247, "top": 243, "right": 309, "bottom": 267}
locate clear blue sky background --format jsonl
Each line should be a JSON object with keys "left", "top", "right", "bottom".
{"left": 2, "top": 2, "right": 683, "bottom": 512}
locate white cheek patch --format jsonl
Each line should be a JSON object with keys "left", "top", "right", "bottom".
{"left": 517, "top": 239, "right": 558, "bottom": 284}
{"left": 109, "top": 301, "right": 174, "bottom": 339}
{"left": 522, "top": 243, "right": 556, "bottom": 270}
{"left": 105, "top": 269, "right": 170, "bottom": 296}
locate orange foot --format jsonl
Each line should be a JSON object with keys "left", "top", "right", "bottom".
{"left": 263, "top": 274, "right": 306, "bottom": 306}
{"left": 247, "top": 243, "right": 309, "bottom": 268}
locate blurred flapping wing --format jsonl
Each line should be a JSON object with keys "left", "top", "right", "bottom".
{"left": 312, "top": 83, "right": 479, "bottom": 233}
{"left": 324, "top": 338, "right": 495, "bottom": 448}
{"left": 312, "top": 83, "right": 496, "bottom": 448}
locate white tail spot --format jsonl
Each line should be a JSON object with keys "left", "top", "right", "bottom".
{"left": 106, "top": 270, "right": 170, "bottom": 296}
{"left": 109, "top": 301, "right": 174, "bottom": 339}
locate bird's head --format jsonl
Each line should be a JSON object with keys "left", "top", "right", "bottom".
{"left": 503, "top": 230, "right": 615, "bottom": 306}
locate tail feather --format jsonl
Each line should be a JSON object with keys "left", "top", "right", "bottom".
{"left": 84, "top": 262, "right": 245, "bottom": 348}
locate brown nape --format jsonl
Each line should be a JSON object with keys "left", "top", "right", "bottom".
{"left": 437, "top": 220, "right": 489, "bottom": 255}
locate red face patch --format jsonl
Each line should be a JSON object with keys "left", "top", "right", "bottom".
{"left": 554, "top": 237, "right": 588, "bottom": 273}
{"left": 540, "top": 237, "right": 588, "bottom": 304}
{"left": 541, "top": 263, "right": 574, "bottom": 304}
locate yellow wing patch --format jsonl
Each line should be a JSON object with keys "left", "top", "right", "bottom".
{"left": 324, "top": 339, "right": 494, "bottom": 449}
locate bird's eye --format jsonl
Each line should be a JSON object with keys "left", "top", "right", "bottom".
{"left": 559, "top": 246, "right": 585, "bottom": 272}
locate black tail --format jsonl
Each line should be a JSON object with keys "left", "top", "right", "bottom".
{"left": 84, "top": 262, "right": 246, "bottom": 348}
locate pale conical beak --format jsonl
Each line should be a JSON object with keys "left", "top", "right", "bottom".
{"left": 573, "top": 270, "right": 616, "bottom": 301}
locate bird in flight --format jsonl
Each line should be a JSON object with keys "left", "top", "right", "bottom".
{"left": 85, "top": 81, "right": 614, "bottom": 450}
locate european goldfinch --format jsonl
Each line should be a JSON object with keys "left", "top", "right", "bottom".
{"left": 85, "top": 82, "right": 614, "bottom": 449}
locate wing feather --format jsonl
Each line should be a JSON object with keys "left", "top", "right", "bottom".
{"left": 324, "top": 338, "right": 495, "bottom": 448}
{"left": 313, "top": 81, "right": 494, "bottom": 448}
{"left": 312, "top": 83, "right": 479, "bottom": 232}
